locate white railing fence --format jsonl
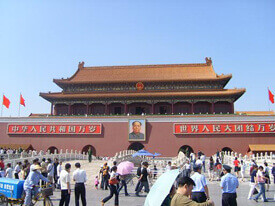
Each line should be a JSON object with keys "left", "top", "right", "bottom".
{"left": 3, "top": 149, "right": 93, "bottom": 168}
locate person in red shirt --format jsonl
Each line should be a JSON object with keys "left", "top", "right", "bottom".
{"left": 233, "top": 157, "right": 240, "bottom": 178}
{"left": 0, "top": 157, "right": 5, "bottom": 177}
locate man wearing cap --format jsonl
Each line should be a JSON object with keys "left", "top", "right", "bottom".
{"left": 191, "top": 165, "right": 209, "bottom": 203}
{"left": 220, "top": 165, "right": 239, "bottom": 206}
{"left": 171, "top": 176, "right": 214, "bottom": 206}
{"left": 135, "top": 161, "right": 150, "bottom": 196}
{"left": 73, "top": 162, "right": 87, "bottom": 206}
{"left": 30, "top": 158, "right": 39, "bottom": 171}
{"left": 23, "top": 165, "right": 49, "bottom": 206}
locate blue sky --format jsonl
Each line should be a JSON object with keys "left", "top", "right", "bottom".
{"left": 0, "top": 0, "right": 274, "bottom": 117}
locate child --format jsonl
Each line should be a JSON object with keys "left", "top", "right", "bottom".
{"left": 94, "top": 176, "right": 99, "bottom": 189}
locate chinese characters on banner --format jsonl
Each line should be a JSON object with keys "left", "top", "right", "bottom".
{"left": 174, "top": 122, "right": 275, "bottom": 134}
{"left": 7, "top": 124, "right": 102, "bottom": 135}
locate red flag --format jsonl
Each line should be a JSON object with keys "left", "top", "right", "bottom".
{"left": 3, "top": 95, "right": 10, "bottom": 108}
{"left": 269, "top": 89, "right": 274, "bottom": 104}
{"left": 20, "top": 94, "right": 25, "bottom": 107}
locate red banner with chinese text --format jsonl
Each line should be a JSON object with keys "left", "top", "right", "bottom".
{"left": 7, "top": 124, "right": 102, "bottom": 135}
{"left": 174, "top": 122, "right": 275, "bottom": 134}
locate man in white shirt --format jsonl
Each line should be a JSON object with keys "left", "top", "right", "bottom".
{"left": 14, "top": 162, "right": 22, "bottom": 179}
{"left": 195, "top": 157, "right": 203, "bottom": 167}
{"left": 73, "top": 162, "right": 87, "bottom": 206}
{"left": 5, "top": 163, "right": 13, "bottom": 178}
{"left": 190, "top": 165, "right": 209, "bottom": 203}
{"left": 59, "top": 163, "right": 71, "bottom": 206}
{"left": 166, "top": 161, "right": 172, "bottom": 171}
{"left": 30, "top": 158, "right": 39, "bottom": 171}
{"left": 57, "top": 161, "right": 62, "bottom": 188}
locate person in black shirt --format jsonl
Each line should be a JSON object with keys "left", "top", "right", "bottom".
{"left": 53, "top": 158, "right": 59, "bottom": 187}
{"left": 135, "top": 162, "right": 150, "bottom": 196}
{"left": 135, "top": 163, "right": 142, "bottom": 192}
{"left": 248, "top": 165, "right": 258, "bottom": 200}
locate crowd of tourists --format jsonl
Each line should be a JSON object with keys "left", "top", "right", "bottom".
{"left": 0, "top": 151, "right": 275, "bottom": 206}
{"left": 160, "top": 151, "right": 275, "bottom": 206}
{"left": 95, "top": 151, "right": 275, "bottom": 206}
{"left": 0, "top": 157, "right": 88, "bottom": 206}
{"left": 0, "top": 147, "right": 24, "bottom": 154}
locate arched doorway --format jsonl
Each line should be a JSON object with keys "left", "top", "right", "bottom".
{"left": 82, "top": 145, "right": 96, "bottom": 156}
{"left": 178, "top": 145, "right": 194, "bottom": 158}
{"left": 47, "top": 146, "right": 58, "bottom": 154}
{"left": 128, "top": 142, "right": 144, "bottom": 151}
{"left": 222, "top": 147, "right": 233, "bottom": 153}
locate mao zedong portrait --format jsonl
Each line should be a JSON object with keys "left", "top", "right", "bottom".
{"left": 129, "top": 121, "right": 145, "bottom": 140}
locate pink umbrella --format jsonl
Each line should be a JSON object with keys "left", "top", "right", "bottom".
{"left": 117, "top": 161, "right": 134, "bottom": 175}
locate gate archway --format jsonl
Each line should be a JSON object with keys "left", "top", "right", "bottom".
{"left": 82, "top": 145, "right": 96, "bottom": 156}
{"left": 222, "top": 147, "right": 233, "bottom": 153}
{"left": 178, "top": 145, "right": 194, "bottom": 157}
{"left": 128, "top": 142, "right": 144, "bottom": 151}
{"left": 47, "top": 146, "right": 58, "bottom": 154}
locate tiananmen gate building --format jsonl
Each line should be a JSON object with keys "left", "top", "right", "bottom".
{"left": 0, "top": 58, "right": 274, "bottom": 156}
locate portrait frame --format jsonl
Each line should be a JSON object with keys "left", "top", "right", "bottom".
{"left": 128, "top": 119, "right": 146, "bottom": 141}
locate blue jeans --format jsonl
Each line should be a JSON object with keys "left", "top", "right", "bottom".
{"left": 102, "top": 184, "right": 119, "bottom": 205}
{"left": 254, "top": 183, "right": 267, "bottom": 201}
{"left": 24, "top": 187, "right": 39, "bottom": 206}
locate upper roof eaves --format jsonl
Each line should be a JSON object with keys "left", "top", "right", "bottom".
{"left": 53, "top": 58, "right": 231, "bottom": 85}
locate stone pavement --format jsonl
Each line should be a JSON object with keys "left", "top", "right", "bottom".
{"left": 39, "top": 160, "right": 275, "bottom": 205}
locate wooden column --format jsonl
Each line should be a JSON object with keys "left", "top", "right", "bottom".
{"left": 151, "top": 103, "right": 155, "bottom": 114}
{"left": 105, "top": 103, "right": 108, "bottom": 115}
{"left": 211, "top": 102, "right": 214, "bottom": 114}
{"left": 231, "top": 102, "right": 234, "bottom": 114}
{"left": 171, "top": 102, "right": 174, "bottom": 114}
{"left": 68, "top": 104, "right": 72, "bottom": 115}
{"left": 50, "top": 103, "right": 53, "bottom": 115}
{"left": 86, "top": 104, "right": 89, "bottom": 115}
{"left": 124, "top": 103, "right": 127, "bottom": 114}
{"left": 191, "top": 103, "right": 194, "bottom": 114}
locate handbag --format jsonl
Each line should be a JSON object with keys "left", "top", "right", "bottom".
{"left": 253, "top": 188, "right": 259, "bottom": 195}
{"left": 109, "top": 178, "right": 119, "bottom": 185}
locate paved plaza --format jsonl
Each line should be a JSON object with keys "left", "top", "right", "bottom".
{"left": 41, "top": 160, "right": 275, "bottom": 206}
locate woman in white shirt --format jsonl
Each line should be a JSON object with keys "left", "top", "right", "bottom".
{"left": 240, "top": 160, "right": 246, "bottom": 182}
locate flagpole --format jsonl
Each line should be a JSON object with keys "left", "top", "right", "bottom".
{"left": 18, "top": 93, "right": 21, "bottom": 117}
{"left": 1, "top": 93, "right": 3, "bottom": 117}
{"left": 268, "top": 87, "right": 271, "bottom": 111}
